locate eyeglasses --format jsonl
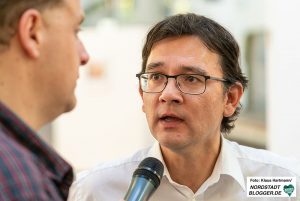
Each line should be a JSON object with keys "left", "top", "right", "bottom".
{"left": 136, "top": 72, "right": 230, "bottom": 95}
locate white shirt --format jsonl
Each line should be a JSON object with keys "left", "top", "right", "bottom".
{"left": 68, "top": 138, "right": 300, "bottom": 201}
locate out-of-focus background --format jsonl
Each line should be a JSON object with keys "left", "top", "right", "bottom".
{"left": 39, "top": 0, "right": 300, "bottom": 172}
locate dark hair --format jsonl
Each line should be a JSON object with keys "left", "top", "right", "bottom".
{"left": 0, "top": 0, "right": 63, "bottom": 48}
{"left": 141, "top": 13, "right": 248, "bottom": 134}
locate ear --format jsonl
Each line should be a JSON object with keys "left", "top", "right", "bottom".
{"left": 17, "top": 9, "right": 43, "bottom": 58}
{"left": 139, "top": 87, "right": 146, "bottom": 113}
{"left": 223, "top": 82, "right": 244, "bottom": 117}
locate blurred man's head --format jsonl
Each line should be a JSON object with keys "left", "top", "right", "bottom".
{"left": 0, "top": 0, "right": 62, "bottom": 49}
{"left": 0, "top": 0, "right": 89, "bottom": 129}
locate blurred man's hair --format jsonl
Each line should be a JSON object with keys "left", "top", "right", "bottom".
{"left": 141, "top": 13, "right": 248, "bottom": 134}
{"left": 0, "top": 0, "right": 63, "bottom": 48}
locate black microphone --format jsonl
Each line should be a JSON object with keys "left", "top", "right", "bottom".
{"left": 124, "top": 157, "right": 164, "bottom": 201}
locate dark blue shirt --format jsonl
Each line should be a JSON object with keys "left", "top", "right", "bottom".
{"left": 0, "top": 101, "right": 73, "bottom": 201}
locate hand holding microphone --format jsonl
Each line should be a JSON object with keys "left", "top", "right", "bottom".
{"left": 124, "top": 157, "right": 164, "bottom": 201}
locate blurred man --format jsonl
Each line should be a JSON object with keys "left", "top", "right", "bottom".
{"left": 69, "top": 13, "right": 299, "bottom": 201}
{"left": 0, "top": 0, "right": 89, "bottom": 200}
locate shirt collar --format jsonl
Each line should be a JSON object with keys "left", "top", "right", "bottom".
{"left": 147, "top": 141, "right": 172, "bottom": 179}
{"left": 147, "top": 136, "right": 246, "bottom": 192}
{"left": 215, "top": 135, "right": 246, "bottom": 190}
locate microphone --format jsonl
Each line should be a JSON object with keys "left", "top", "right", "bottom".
{"left": 124, "top": 157, "right": 164, "bottom": 201}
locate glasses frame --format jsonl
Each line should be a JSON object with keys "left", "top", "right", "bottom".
{"left": 136, "top": 72, "right": 231, "bottom": 95}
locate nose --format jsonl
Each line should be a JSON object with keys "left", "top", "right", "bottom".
{"left": 159, "top": 78, "right": 183, "bottom": 104}
{"left": 79, "top": 41, "right": 90, "bottom": 66}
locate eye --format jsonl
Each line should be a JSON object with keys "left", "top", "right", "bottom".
{"left": 149, "top": 73, "right": 164, "bottom": 81}
{"left": 184, "top": 75, "right": 201, "bottom": 83}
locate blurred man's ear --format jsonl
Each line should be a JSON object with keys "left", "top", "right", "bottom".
{"left": 223, "top": 82, "right": 243, "bottom": 117}
{"left": 17, "top": 9, "right": 43, "bottom": 58}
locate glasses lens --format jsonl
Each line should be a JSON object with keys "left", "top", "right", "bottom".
{"left": 140, "top": 73, "right": 166, "bottom": 93}
{"left": 177, "top": 74, "right": 206, "bottom": 94}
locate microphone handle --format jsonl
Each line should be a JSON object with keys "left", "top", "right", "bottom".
{"left": 124, "top": 176, "right": 156, "bottom": 201}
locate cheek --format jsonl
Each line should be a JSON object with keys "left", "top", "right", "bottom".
{"left": 209, "top": 98, "right": 226, "bottom": 123}
{"left": 141, "top": 95, "right": 157, "bottom": 121}
{"left": 142, "top": 96, "right": 153, "bottom": 115}
{"left": 142, "top": 102, "right": 145, "bottom": 113}
{"left": 192, "top": 95, "right": 225, "bottom": 122}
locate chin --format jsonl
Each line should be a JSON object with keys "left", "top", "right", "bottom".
{"left": 156, "top": 134, "right": 188, "bottom": 150}
{"left": 160, "top": 141, "right": 189, "bottom": 152}
{"left": 64, "top": 97, "right": 77, "bottom": 113}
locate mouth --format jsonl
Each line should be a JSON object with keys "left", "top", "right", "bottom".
{"left": 159, "top": 114, "right": 184, "bottom": 123}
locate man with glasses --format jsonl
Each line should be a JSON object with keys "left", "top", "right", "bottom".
{"left": 69, "top": 13, "right": 299, "bottom": 200}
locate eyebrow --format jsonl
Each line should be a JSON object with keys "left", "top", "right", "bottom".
{"left": 146, "top": 62, "right": 164, "bottom": 71}
{"left": 181, "top": 66, "right": 208, "bottom": 75}
{"left": 146, "top": 62, "right": 208, "bottom": 75}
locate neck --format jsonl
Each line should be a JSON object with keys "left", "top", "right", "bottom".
{"left": 0, "top": 58, "right": 46, "bottom": 131}
{"left": 0, "top": 91, "right": 46, "bottom": 131}
{"left": 161, "top": 135, "right": 221, "bottom": 193}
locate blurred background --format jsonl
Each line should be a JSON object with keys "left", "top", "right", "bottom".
{"left": 39, "top": 0, "right": 300, "bottom": 172}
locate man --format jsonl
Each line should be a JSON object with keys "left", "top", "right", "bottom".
{"left": 68, "top": 13, "right": 299, "bottom": 201}
{"left": 0, "top": 0, "right": 89, "bottom": 200}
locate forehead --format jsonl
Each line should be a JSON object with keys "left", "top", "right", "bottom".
{"left": 147, "top": 36, "right": 222, "bottom": 75}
